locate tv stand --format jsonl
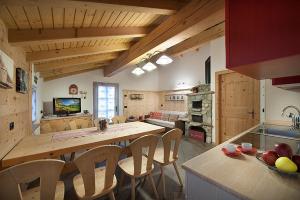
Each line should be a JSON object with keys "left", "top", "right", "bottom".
{"left": 40, "top": 114, "right": 93, "bottom": 134}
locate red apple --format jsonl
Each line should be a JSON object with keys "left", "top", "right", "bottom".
{"left": 274, "top": 143, "right": 293, "bottom": 158}
{"left": 292, "top": 155, "right": 300, "bottom": 172}
{"left": 262, "top": 150, "right": 279, "bottom": 166}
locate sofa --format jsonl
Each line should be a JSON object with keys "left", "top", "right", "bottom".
{"left": 145, "top": 111, "right": 187, "bottom": 129}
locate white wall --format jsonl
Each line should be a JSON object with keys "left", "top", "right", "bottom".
{"left": 265, "top": 79, "right": 300, "bottom": 121}
{"left": 210, "top": 37, "right": 226, "bottom": 142}
{"left": 158, "top": 45, "right": 210, "bottom": 90}
{"left": 41, "top": 67, "right": 160, "bottom": 115}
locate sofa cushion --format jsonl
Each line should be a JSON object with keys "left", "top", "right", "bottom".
{"left": 169, "top": 114, "right": 179, "bottom": 122}
{"left": 146, "top": 119, "right": 175, "bottom": 128}
{"left": 161, "top": 114, "right": 170, "bottom": 121}
{"left": 152, "top": 112, "right": 162, "bottom": 120}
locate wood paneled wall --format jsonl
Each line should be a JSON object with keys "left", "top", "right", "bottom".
{"left": 0, "top": 19, "right": 31, "bottom": 160}
{"left": 123, "top": 90, "right": 160, "bottom": 118}
{"left": 159, "top": 91, "right": 188, "bottom": 112}
{"left": 123, "top": 90, "right": 188, "bottom": 118}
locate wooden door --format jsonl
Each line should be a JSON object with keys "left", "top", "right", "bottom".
{"left": 219, "top": 72, "right": 260, "bottom": 143}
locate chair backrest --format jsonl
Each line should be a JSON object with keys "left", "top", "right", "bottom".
{"left": 111, "top": 116, "right": 119, "bottom": 124}
{"left": 74, "top": 145, "right": 122, "bottom": 197}
{"left": 129, "top": 134, "right": 158, "bottom": 176}
{"left": 0, "top": 159, "right": 65, "bottom": 200}
{"left": 111, "top": 116, "right": 126, "bottom": 124}
{"left": 162, "top": 128, "right": 183, "bottom": 163}
{"left": 69, "top": 120, "right": 77, "bottom": 130}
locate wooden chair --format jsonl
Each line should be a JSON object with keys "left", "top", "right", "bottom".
{"left": 0, "top": 159, "right": 65, "bottom": 200}
{"left": 69, "top": 120, "right": 77, "bottom": 130}
{"left": 118, "top": 134, "right": 159, "bottom": 200}
{"left": 111, "top": 116, "right": 126, "bottom": 124}
{"left": 153, "top": 128, "right": 183, "bottom": 198}
{"left": 73, "top": 145, "right": 122, "bottom": 200}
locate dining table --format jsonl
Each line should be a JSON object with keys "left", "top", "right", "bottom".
{"left": 1, "top": 122, "right": 165, "bottom": 169}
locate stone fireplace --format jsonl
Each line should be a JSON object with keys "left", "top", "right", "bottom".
{"left": 187, "top": 84, "right": 214, "bottom": 143}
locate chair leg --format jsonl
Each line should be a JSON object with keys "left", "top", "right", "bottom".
{"left": 148, "top": 173, "right": 159, "bottom": 200}
{"left": 161, "top": 166, "right": 166, "bottom": 199}
{"left": 109, "top": 191, "right": 116, "bottom": 200}
{"left": 131, "top": 177, "right": 136, "bottom": 200}
{"left": 173, "top": 162, "right": 183, "bottom": 186}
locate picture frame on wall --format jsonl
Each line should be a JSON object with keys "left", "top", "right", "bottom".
{"left": 16, "top": 67, "right": 28, "bottom": 94}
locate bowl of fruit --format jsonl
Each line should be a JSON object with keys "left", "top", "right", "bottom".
{"left": 256, "top": 143, "right": 300, "bottom": 176}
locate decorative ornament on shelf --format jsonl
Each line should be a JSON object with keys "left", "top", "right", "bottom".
{"left": 69, "top": 84, "right": 78, "bottom": 95}
{"left": 80, "top": 90, "right": 87, "bottom": 99}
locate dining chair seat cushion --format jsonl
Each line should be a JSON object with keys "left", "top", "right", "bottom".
{"left": 118, "top": 155, "right": 154, "bottom": 177}
{"left": 153, "top": 147, "right": 176, "bottom": 165}
{"left": 73, "top": 167, "right": 117, "bottom": 199}
{"left": 22, "top": 181, "right": 65, "bottom": 200}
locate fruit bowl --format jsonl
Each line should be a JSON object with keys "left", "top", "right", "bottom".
{"left": 256, "top": 153, "right": 300, "bottom": 177}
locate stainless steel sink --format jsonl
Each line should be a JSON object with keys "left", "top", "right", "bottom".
{"left": 250, "top": 124, "right": 300, "bottom": 139}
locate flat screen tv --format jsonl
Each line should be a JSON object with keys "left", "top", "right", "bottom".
{"left": 53, "top": 98, "right": 81, "bottom": 115}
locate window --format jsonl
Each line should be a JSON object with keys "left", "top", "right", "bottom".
{"left": 93, "top": 82, "right": 119, "bottom": 119}
{"left": 32, "top": 87, "right": 37, "bottom": 122}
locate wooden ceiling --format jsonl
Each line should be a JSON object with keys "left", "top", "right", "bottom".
{"left": 0, "top": 0, "right": 225, "bottom": 80}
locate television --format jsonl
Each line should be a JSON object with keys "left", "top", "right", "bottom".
{"left": 53, "top": 98, "right": 81, "bottom": 115}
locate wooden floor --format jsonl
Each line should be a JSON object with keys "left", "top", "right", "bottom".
{"left": 62, "top": 137, "right": 214, "bottom": 200}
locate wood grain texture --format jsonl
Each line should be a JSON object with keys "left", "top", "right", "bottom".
{"left": 8, "top": 26, "right": 152, "bottom": 46}
{"left": 0, "top": 18, "right": 31, "bottom": 160}
{"left": 35, "top": 52, "right": 117, "bottom": 72}
{"left": 167, "top": 21, "right": 225, "bottom": 56}
{"left": 73, "top": 145, "right": 121, "bottom": 199}
{"left": 27, "top": 43, "right": 130, "bottom": 62}
{"left": 104, "top": 0, "right": 225, "bottom": 76}
{"left": 0, "top": 0, "right": 186, "bottom": 15}
{"left": 2, "top": 122, "right": 165, "bottom": 168}
{"left": 0, "top": 159, "right": 65, "bottom": 200}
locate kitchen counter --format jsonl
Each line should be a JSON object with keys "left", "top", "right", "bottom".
{"left": 182, "top": 124, "right": 300, "bottom": 200}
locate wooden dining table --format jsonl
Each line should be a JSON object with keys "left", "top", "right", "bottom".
{"left": 1, "top": 122, "right": 165, "bottom": 168}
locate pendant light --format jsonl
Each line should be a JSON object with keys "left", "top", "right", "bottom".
{"left": 156, "top": 54, "right": 173, "bottom": 65}
{"left": 131, "top": 67, "right": 145, "bottom": 76}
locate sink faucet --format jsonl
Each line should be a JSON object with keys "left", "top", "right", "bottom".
{"left": 281, "top": 105, "right": 300, "bottom": 129}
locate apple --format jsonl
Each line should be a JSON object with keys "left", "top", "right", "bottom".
{"left": 292, "top": 155, "right": 300, "bottom": 172}
{"left": 274, "top": 143, "right": 293, "bottom": 158}
{"left": 262, "top": 150, "right": 279, "bottom": 166}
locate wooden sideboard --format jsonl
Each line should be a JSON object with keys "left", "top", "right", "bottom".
{"left": 40, "top": 114, "right": 93, "bottom": 134}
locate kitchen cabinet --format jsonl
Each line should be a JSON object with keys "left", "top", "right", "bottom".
{"left": 272, "top": 75, "right": 300, "bottom": 90}
{"left": 226, "top": 0, "right": 300, "bottom": 79}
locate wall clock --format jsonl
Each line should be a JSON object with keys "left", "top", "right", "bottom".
{"left": 69, "top": 84, "right": 78, "bottom": 95}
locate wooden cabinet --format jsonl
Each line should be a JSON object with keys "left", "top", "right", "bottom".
{"left": 40, "top": 114, "right": 93, "bottom": 134}
{"left": 226, "top": 0, "right": 300, "bottom": 79}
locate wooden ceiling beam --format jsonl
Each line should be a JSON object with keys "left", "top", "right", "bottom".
{"left": 0, "top": 0, "right": 187, "bottom": 15}
{"left": 40, "top": 63, "right": 106, "bottom": 78}
{"left": 27, "top": 43, "right": 130, "bottom": 62}
{"left": 43, "top": 68, "right": 102, "bottom": 82}
{"left": 8, "top": 26, "right": 152, "bottom": 46}
{"left": 103, "top": 0, "right": 225, "bottom": 77}
{"left": 35, "top": 53, "right": 117, "bottom": 72}
{"left": 167, "top": 21, "right": 225, "bottom": 56}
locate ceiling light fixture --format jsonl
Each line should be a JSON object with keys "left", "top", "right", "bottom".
{"left": 131, "top": 67, "right": 145, "bottom": 76}
{"left": 155, "top": 54, "right": 173, "bottom": 65}
{"left": 142, "top": 61, "right": 157, "bottom": 71}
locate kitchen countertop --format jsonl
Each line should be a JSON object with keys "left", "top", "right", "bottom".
{"left": 182, "top": 123, "right": 300, "bottom": 200}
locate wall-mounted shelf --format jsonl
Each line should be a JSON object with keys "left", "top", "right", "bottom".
{"left": 165, "top": 94, "right": 185, "bottom": 101}
{"left": 130, "top": 94, "right": 144, "bottom": 100}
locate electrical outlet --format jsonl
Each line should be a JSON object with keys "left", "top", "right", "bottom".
{"left": 9, "top": 122, "right": 14, "bottom": 131}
